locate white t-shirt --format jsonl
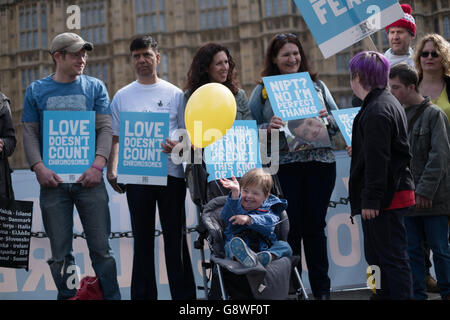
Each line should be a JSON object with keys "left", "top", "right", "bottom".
{"left": 111, "top": 79, "right": 185, "bottom": 178}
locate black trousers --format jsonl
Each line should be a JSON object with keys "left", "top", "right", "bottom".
{"left": 361, "top": 208, "right": 413, "bottom": 300}
{"left": 277, "top": 161, "right": 336, "bottom": 298}
{"left": 126, "top": 176, "right": 196, "bottom": 300}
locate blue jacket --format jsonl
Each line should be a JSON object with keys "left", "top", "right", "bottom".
{"left": 221, "top": 193, "right": 288, "bottom": 252}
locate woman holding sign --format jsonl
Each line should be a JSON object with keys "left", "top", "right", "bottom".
{"left": 183, "top": 43, "right": 253, "bottom": 201}
{"left": 249, "top": 33, "right": 339, "bottom": 300}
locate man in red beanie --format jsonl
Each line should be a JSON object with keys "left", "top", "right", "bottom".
{"left": 384, "top": 4, "right": 416, "bottom": 67}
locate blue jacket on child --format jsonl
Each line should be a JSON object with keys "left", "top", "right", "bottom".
{"left": 221, "top": 193, "right": 288, "bottom": 252}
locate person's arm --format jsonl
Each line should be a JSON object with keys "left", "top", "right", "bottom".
{"left": 77, "top": 81, "right": 112, "bottom": 187}
{"left": 106, "top": 135, "right": 124, "bottom": 193}
{"left": 248, "top": 211, "right": 279, "bottom": 238}
{"left": 235, "top": 89, "right": 253, "bottom": 120}
{"left": 0, "top": 97, "right": 16, "bottom": 158}
{"left": 415, "top": 110, "right": 450, "bottom": 208}
{"left": 22, "top": 86, "right": 62, "bottom": 187}
{"left": 360, "top": 111, "right": 392, "bottom": 218}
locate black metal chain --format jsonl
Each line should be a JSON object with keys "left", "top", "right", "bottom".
{"left": 30, "top": 198, "right": 350, "bottom": 239}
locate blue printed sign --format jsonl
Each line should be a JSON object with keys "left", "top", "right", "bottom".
{"left": 262, "top": 72, "right": 322, "bottom": 121}
{"left": 117, "top": 112, "right": 169, "bottom": 186}
{"left": 43, "top": 111, "right": 95, "bottom": 182}
{"left": 204, "top": 120, "right": 262, "bottom": 182}
{"left": 293, "top": 0, "right": 403, "bottom": 58}
{"left": 331, "top": 107, "right": 361, "bottom": 146}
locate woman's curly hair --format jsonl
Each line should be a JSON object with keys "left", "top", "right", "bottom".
{"left": 185, "top": 43, "right": 240, "bottom": 95}
{"left": 414, "top": 33, "right": 450, "bottom": 81}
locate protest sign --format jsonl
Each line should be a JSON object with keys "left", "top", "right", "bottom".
{"left": 262, "top": 72, "right": 322, "bottom": 121}
{"left": 117, "top": 112, "right": 169, "bottom": 186}
{"left": 293, "top": 0, "right": 404, "bottom": 58}
{"left": 331, "top": 107, "right": 361, "bottom": 146}
{"left": 43, "top": 111, "right": 95, "bottom": 183}
{"left": 285, "top": 117, "right": 331, "bottom": 152}
{"left": 204, "top": 120, "right": 262, "bottom": 182}
{"left": 0, "top": 198, "right": 33, "bottom": 271}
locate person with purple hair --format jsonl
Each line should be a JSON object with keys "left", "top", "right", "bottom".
{"left": 348, "top": 51, "right": 415, "bottom": 300}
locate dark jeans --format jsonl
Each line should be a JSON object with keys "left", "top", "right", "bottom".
{"left": 277, "top": 161, "right": 336, "bottom": 298}
{"left": 361, "top": 208, "right": 413, "bottom": 300}
{"left": 126, "top": 176, "right": 196, "bottom": 300}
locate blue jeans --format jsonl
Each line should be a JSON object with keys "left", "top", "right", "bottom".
{"left": 405, "top": 215, "right": 450, "bottom": 300}
{"left": 225, "top": 239, "right": 293, "bottom": 260}
{"left": 40, "top": 180, "right": 121, "bottom": 300}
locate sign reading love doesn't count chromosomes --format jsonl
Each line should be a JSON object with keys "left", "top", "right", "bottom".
{"left": 43, "top": 111, "right": 95, "bottom": 183}
{"left": 118, "top": 112, "right": 169, "bottom": 186}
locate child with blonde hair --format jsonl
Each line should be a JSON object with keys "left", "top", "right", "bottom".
{"left": 220, "top": 168, "right": 292, "bottom": 268}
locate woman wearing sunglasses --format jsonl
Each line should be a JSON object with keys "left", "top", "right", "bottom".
{"left": 414, "top": 33, "right": 450, "bottom": 119}
{"left": 248, "top": 33, "right": 340, "bottom": 300}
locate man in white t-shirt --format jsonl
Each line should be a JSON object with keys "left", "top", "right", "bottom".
{"left": 107, "top": 36, "right": 196, "bottom": 300}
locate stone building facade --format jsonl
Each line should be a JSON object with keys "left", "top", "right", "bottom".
{"left": 0, "top": 0, "right": 448, "bottom": 168}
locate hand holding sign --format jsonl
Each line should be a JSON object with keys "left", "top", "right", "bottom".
{"left": 33, "top": 162, "right": 63, "bottom": 188}
{"left": 184, "top": 83, "right": 236, "bottom": 148}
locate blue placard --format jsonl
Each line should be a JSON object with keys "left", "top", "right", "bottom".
{"left": 117, "top": 112, "right": 169, "bottom": 186}
{"left": 331, "top": 107, "right": 361, "bottom": 146}
{"left": 204, "top": 120, "right": 262, "bottom": 183}
{"left": 293, "top": 0, "right": 403, "bottom": 58}
{"left": 43, "top": 111, "right": 95, "bottom": 182}
{"left": 262, "top": 72, "right": 322, "bottom": 121}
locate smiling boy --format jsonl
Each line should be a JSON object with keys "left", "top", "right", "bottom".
{"left": 220, "top": 168, "right": 292, "bottom": 268}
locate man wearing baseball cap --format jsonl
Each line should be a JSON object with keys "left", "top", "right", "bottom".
{"left": 49, "top": 32, "right": 93, "bottom": 55}
{"left": 384, "top": 4, "right": 417, "bottom": 68}
{"left": 21, "top": 32, "right": 121, "bottom": 300}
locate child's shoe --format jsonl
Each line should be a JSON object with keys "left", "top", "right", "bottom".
{"left": 257, "top": 251, "right": 272, "bottom": 267}
{"left": 230, "top": 237, "right": 257, "bottom": 268}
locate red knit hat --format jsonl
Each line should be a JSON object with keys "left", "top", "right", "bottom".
{"left": 385, "top": 4, "right": 416, "bottom": 36}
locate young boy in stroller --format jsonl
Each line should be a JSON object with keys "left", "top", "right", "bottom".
{"left": 220, "top": 168, "right": 293, "bottom": 268}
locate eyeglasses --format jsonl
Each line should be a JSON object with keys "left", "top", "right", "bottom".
{"left": 420, "top": 51, "right": 439, "bottom": 58}
{"left": 275, "top": 33, "right": 298, "bottom": 40}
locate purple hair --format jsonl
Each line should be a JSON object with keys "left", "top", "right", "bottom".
{"left": 349, "top": 51, "right": 390, "bottom": 91}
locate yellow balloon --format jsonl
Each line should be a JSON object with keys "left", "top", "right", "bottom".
{"left": 185, "top": 83, "right": 237, "bottom": 148}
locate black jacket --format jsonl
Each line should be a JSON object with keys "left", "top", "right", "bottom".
{"left": 349, "top": 89, "right": 414, "bottom": 215}
{"left": 0, "top": 92, "right": 16, "bottom": 199}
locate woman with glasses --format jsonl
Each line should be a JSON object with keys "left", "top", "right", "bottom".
{"left": 248, "top": 33, "right": 340, "bottom": 300}
{"left": 414, "top": 33, "right": 450, "bottom": 119}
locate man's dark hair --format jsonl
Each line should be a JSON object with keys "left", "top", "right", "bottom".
{"left": 389, "top": 63, "right": 419, "bottom": 92}
{"left": 130, "top": 35, "right": 159, "bottom": 53}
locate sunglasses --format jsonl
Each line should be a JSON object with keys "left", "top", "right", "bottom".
{"left": 275, "top": 33, "right": 298, "bottom": 40}
{"left": 420, "top": 51, "right": 439, "bottom": 58}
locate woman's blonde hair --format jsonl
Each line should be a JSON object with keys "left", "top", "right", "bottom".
{"left": 414, "top": 33, "right": 450, "bottom": 81}
{"left": 240, "top": 168, "right": 273, "bottom": 196}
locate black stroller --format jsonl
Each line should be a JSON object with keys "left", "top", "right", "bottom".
{"left": 186, "top": 163, "right": 308, "bottom": 300}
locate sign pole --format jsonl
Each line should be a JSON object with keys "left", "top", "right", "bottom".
{"left": 363, "top": 36, "right": 378, "bottom": 52}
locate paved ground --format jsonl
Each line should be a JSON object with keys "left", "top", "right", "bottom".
{"left": 321, "top": 287, "right": 442, "bottom": 300}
